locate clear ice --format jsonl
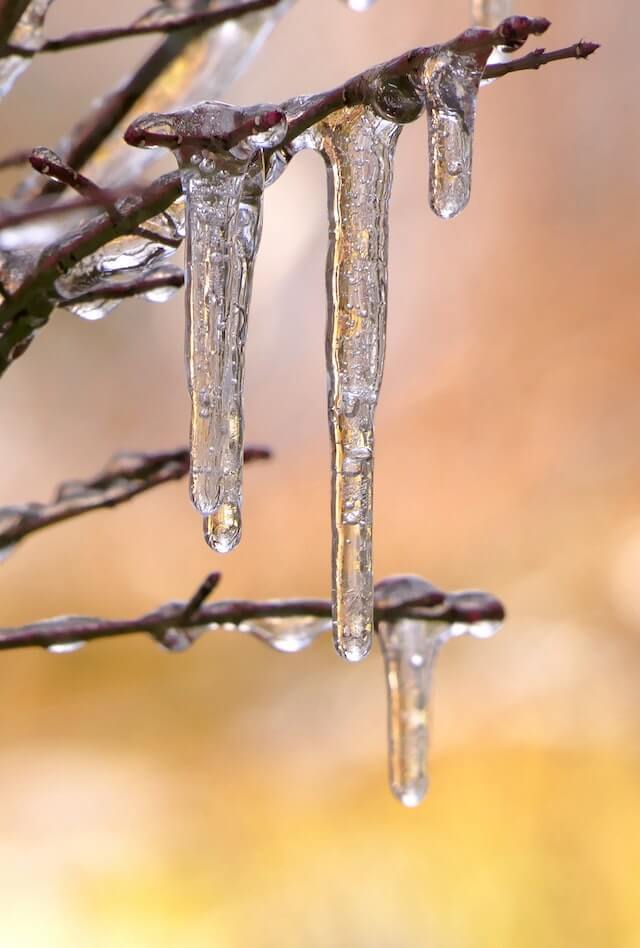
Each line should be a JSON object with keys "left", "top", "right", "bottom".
{"left": 313, "top": 106, "right": 400, "bottom": 662}
{"left": 0, "top": 0, "right": 53, "bottom": 99}
{"left": 127, "top": 102, "right": 287, "bottom": 552}
{"left": 419, "top": 45, "right": 491, "bottom": 218}
{"left": 240, "top": 616, "right": 331, "bottom": 653}
{"left": 377, "top": 578, "right": 501, "bottom": 807}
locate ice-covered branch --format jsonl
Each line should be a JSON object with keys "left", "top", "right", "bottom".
{"left": 0, "top": 17, "right": 598, "bottom": 376}
{"left": 0, "top": 444, "right": 271, "bottom": 560}
{"left": 20, "top": 0, "right": 295, "bottom": 201}
{"left": 0, "top": 170, "right": 182, "bottom": 369}
{"left": 123, "top": 19, "right": 598, "bottom": 158}
{"left": 482, "top": 39, "right": 600, "bottom": 78}
{"left": 0, "top": 572, "right": 505, "bottom": 652}
{"left": 10, "top": 0, "right": 281, "bottom": 55}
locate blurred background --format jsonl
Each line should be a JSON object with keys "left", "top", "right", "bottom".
{"left": 0, "top": 1, "right": 639, "bottom": 945}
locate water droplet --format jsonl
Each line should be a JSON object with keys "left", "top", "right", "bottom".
{"left": 243, "top": 617, "right": 329, "bottom": 653}
{"left": 47, "top": 641, "right": 86, "bottom": 654}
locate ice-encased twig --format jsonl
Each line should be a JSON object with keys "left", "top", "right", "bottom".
{"left": 377, "top": 577, "right": 502, "bottom": 807}
{"left": 126, "top": 103, "right": 286, "bottom": 552}
{"left": 313, "top": 106, "right": 400, "bottom": 662}
{"left": 419, "top": 43, "right": 491, "bottom": 218}
{"left": 0, "top": 0, "right": 52, "bottom": 99}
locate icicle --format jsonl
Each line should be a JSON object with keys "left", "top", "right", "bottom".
{"left": 378, "top": 617, "right": 439, "bottom": 806}
{"left": 419, "top": 45, "right": 491, "bottom": 219}
{"left": 0, "top": 0, "right": 53, "bottom": 99}
{"left": 377, "top": 576, "right": 503, "bottom": 807}
{"left": 240, "top": 616, "right": 330, "bottom": 653}
{"left": 127, "top": 102, "right": 287, "bottom": 553}
{"left": 313, "top": 106, "right": 400, "bottom": 662}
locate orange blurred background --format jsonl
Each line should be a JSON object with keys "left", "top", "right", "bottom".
{"left": 0, "top": 1, "right": 639, "bottom": 945}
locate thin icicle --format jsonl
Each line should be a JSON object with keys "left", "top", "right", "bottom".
{"left": 419, "top": 45, "right": 491, "bottom": 219}
{"left": 314, "top": 106, "right": 400, "bottom": 662}
{"left": 127, "top": 102, "right": 286, "bottom": 552}
{"left": 378, "top": 617, "right": 439, "bottom": 806}
{"left": 377, "top": 577, "right": 502, "bottom": 807}
{"left": 0, "top": 0, "right": 53, "bottom": 99}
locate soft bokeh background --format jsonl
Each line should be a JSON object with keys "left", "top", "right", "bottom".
{"left": 1, "top": 1, "right": 639, "bottom": 945}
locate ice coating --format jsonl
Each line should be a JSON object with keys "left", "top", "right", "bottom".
{"left": 53, "top": 200, "right": 186, "bottom": 320}
{"left": 314, "top": 106, "right": 401, "bottom": 661}
{"left": 0, "top": 0, "right": 53, "bottom": 99}
{"left": 419, "top": 45, "right": 491, "bottom": 219}
{"left": 127, "top": 102, "right": 286, "bottom": 553}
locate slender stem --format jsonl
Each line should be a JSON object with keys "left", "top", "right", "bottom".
{"left": 0, "top": 445, "right": 271, "bottom": 555}
{"left": 29, "top": 0, "right": 280, "bottom": 53}
{"left": 0, "top": 576, "right": 505, "bottom": 652}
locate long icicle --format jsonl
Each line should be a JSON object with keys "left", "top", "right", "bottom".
{"left": 315, "top": 106, "right": 400, "bottom": 662}
{"left": 126, "top": 103, "right": 286, "bottom": 552}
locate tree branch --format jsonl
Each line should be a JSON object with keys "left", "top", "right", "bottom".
{"left": 0, "top": 170, "right": 182, "bottom": 370}
{"left": 0, "top": 18, "right": 600, "bottom": 376}
{"left": 483, "top": 39, "right": 599, "bottom": 80}
{"left": 0, "top": 0, "right": 29, "bottom": 48}
{"left": 0, "top": 573, "right": 505, "bottom": 652}
{"left": 6, "top": 0, "right": 280, "bottom": 55}
{"left": 0, "top": 445, "right": 271, "bottom": 558}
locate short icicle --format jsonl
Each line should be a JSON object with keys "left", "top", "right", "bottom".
{"left": 314, "top": 106, "right": 401, "bottom": 662}
{"left": 419, "top": 43, "right": 492, "bottom": 218}
{"left": 376, "top": 576, "right": 502, "bottom": 807}
{"left": 126, "top": 103, "right": 287, "bottom": 553}
{"left": 378, "top": 616, "right": 439, "bottom": 806}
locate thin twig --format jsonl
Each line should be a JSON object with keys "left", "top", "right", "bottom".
{"left": 53, "top": 267, "right": 184, "bottom": 305}
{"left": 11, "top": 0, "right": 280, "bottom": 54}
{"left": 22, "top": 0, "right": 285, "bottom": 200}
{"left": 0, "top": 573, "right": 505, "bottom": 652}
{"left": 0, "top": 445, "right": 271, "bottom": 556}
{"left": 483, "top": 39, "right": 600, "bottom": 80}
{"left": 0, "top": 147, "right": 32, "bottom": 171}
{"left": 0, "top": 170, "right": 182, "bottom": 370}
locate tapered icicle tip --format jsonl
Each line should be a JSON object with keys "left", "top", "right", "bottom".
{"left": 203, "top": 504, "right": 241, "bottom": 554}
{"left": 393, "top": 779, "right": 429, "bottom": 808}
{"left": 335, "top": 627, "right": 373, "bottom": 663}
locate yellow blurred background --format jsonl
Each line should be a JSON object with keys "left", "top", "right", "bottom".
{"left": 1, "top": 1, "right": 639, "bottom": 945}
